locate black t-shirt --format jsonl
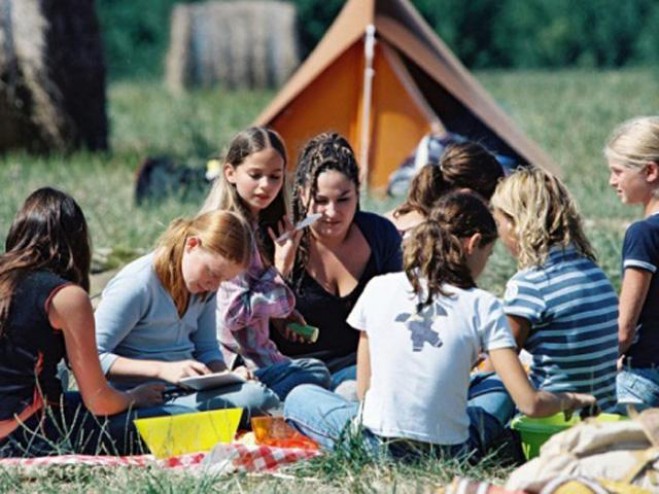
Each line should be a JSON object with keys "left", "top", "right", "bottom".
{"left": 622, "top": 214, "right": 659, "bottom": 368}
{"left": 0, "top": 271, "right": 69, "bottom": 421}
{"left": 271, "top": 211, "right": 402, "bottom": 371}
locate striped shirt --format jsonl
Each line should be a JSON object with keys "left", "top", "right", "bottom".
{"left": 503, "top": 245, "right": 619, "bottom": 411}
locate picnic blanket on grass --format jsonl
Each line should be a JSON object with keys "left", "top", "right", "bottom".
{"left": 0, "top": 444, "right": 321, "bottom": 474}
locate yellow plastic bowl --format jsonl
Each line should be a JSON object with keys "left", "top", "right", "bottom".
{"left": 133, "top": 408, "right": 242, "bottom": 458}
{"left": 511, "top": 412, "right": 626, "bottom": 460}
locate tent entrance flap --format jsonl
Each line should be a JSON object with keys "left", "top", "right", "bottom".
{"left": 366, "top": 43, "right": 435, "bottom": 189}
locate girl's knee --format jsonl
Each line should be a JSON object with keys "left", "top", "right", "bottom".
{"left": 284, "top": 384, "right": 327, "bottom": 413}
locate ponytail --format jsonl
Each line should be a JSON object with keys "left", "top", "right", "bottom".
{"left": 403, "top": 219, "right": 474, "bottom": 309}
{"left": 394, "top": 164, "right": 447, "bottom": 218}
{"left": 404, "top": 191, "right": 497, "bottom": 310}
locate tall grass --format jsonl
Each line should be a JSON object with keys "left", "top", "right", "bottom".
{"left": 0, "top": 69, "right": 652, "bottom": 489}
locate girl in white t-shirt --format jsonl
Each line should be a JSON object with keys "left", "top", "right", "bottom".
{"left": 284, "top": 191, "right": 596, "bottom": 461}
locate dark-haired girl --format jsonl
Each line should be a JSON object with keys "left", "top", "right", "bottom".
{"left": 270, "top": 132, "right": 402, "bottom": 395}
{"left": 0, "top": 188, "right": 163, "bottom": 457}
{"left": 385, "top": 141, "right": 504, "bottom": 236}
{"left": 200, "top": 127, "right": 331, "bottom": 400}
{"left": 284, "top": 191, "right": 596, "bottom": 461}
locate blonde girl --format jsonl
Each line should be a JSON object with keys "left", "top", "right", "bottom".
{"left": 490, "top": 167, "right": 619, "bottom": 412}
{"left": 95, "top": 210, "right": 279, "bottom": 430}
{"left": 284, "top": 191, "right": 596, "bottom": 461}
{"left": 605, "top": 116, "right": 659, "bottom": 410}
{"left": 201, "top": 127, "right": 330, "bottom": 400}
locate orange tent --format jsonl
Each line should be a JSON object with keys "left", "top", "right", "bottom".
{"left": 254, "top": 0, "right": 557, "bottom": 191}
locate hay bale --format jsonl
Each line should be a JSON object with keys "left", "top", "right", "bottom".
{"left": 0, "top": 0, "right": 107, "bottom": 152}
{"left": 166, "top": 0, "right": 299, "bottom": 91}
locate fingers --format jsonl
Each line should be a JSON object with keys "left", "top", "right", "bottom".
{"left": 290, "top": 309, "right": 307, "bottom": 325}
{"left": 187, "top": 360, "right": 210, "bottom": 376}
{"left": 233, "top": 366, "right": 257, "bottom": 381}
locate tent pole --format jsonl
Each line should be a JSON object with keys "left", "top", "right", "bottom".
{"left": 359, "top": 24, "right": 376, "bottom": 189}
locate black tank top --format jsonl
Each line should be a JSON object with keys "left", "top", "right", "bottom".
{"left": 0, "top": 271, "right": 68, "bottom": 421}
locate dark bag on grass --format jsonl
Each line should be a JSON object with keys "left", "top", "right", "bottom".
{"left": 134, "top": 156, "right": 208, "bottom": 205}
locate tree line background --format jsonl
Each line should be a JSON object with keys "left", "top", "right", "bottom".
{"left": 97, "top": 0, "right": 659, "bottom": 80}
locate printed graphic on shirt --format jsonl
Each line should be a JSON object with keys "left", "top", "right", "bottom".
{"left": 396, "top": 304, "right": 445, "bottom": 352}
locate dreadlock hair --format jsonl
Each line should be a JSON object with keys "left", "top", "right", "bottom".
{"left": 0, "top": 188, "right": 91, "bottom": 338}
{"left": 199, "top": 126, "right": 288, "bottom": 261}
{"left": 403, "top": 191, "right": 497, "bottom": 311}
{"left": 289, "top": 132, "right": 360, "bottom": 286}
{"left": 394, "top": 141, "right": 503, "bottom": 219}
{"left": 490, "top": 167, "right": 595, "bottom": 270}
{"left": 154, "top": 210, "right": 252, "bottom": 316}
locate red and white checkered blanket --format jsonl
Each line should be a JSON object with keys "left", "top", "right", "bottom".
{"left": 204, "top": 443, "right": 322, "bottom": 473}
{"left": 0, "top": 444, "right": 321, "bottom": 474}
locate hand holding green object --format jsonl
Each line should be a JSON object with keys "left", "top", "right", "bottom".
{"left": 286, "top": 322, "right": 319, "bottom": 342}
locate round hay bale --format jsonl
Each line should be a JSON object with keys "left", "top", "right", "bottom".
{"left": 165, "top": 0, "right": 299, "bottom": 92}
{"left": 0, "top": 0, "right": 108, "bottom": 152}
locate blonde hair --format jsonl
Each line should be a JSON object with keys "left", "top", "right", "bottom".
{"left": 491, "top": 167, "right": 595, "bottom": 269}
{"left": 154, "top": 210, "right": 252, "bottom": 315}
{"left": 605, "top": 116, "right": 659, "bottom": 169}
{"left": 605, "top": 116, "right": 659, "bottom": 198}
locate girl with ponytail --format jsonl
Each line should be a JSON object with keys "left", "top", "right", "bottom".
{"left": 94, "top": 210, "right": 280, "bottom": 432}
{"left": 284, "top": 191, "right": 595, "bottom": 461}
{"left": 385, "top": 141, "right": 504, "bottom": 235}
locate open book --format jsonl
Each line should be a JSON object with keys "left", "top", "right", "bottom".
{"left": 178, "top": 371, "right": 246, "bottom": 391}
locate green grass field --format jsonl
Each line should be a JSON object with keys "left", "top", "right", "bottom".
{"left": 0, "top": 68, "right": 653, "bottom": 491}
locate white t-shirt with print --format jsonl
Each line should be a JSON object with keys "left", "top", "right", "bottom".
{"left": 347, "top": 272, "right": 515, "bottom": 446}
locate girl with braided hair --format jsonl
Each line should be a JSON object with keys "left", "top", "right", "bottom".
{"left": 270, "top": 132, "right": 402, "bottom": 395}
{"left": 283, "top": 191, "right": 596, "bottom": 461}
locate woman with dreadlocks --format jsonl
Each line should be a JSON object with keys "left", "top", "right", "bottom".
{"left": 269, "top": 132, "right": 402, "bottom": 396}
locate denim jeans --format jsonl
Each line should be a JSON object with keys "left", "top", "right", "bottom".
{"left": 330, "top": 364, "right": 357, "bottom": 390}
{"left": 617, "top": 368, "right": 659, "bottom": 413}
{"left": 284, "top": 384, "right": 475, "bottom": 462}
{"left": 254, "top": 358, "right": 331, "bottom": 401}
{"left": 467, "top": 372, "right": 515, "bottom": 448}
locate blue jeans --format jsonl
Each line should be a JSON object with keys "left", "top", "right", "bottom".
{"left": 617, "top": 368, "right": 659, "bottom": 413}
{"left": 284, "top": 385, "right": 474, "bottom": 462}
{"left": 107, "top": 380, "right": 280, "bottom": 453}
{"left": 330, "top": 364, "right": 356, "bottom": 390}
{"left": 467, "top": 372, "right": 515, "bottom": 449}
{"left": 255, "top": 358, "right": 331, "bottom": 400}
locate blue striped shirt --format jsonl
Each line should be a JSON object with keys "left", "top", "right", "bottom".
{"left": 503, "top": 245, "right": 619, "bottom": 411}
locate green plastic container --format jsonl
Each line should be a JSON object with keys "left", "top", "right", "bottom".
{"left": 510, "top": 412, "right": 627, "bottom": 460}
